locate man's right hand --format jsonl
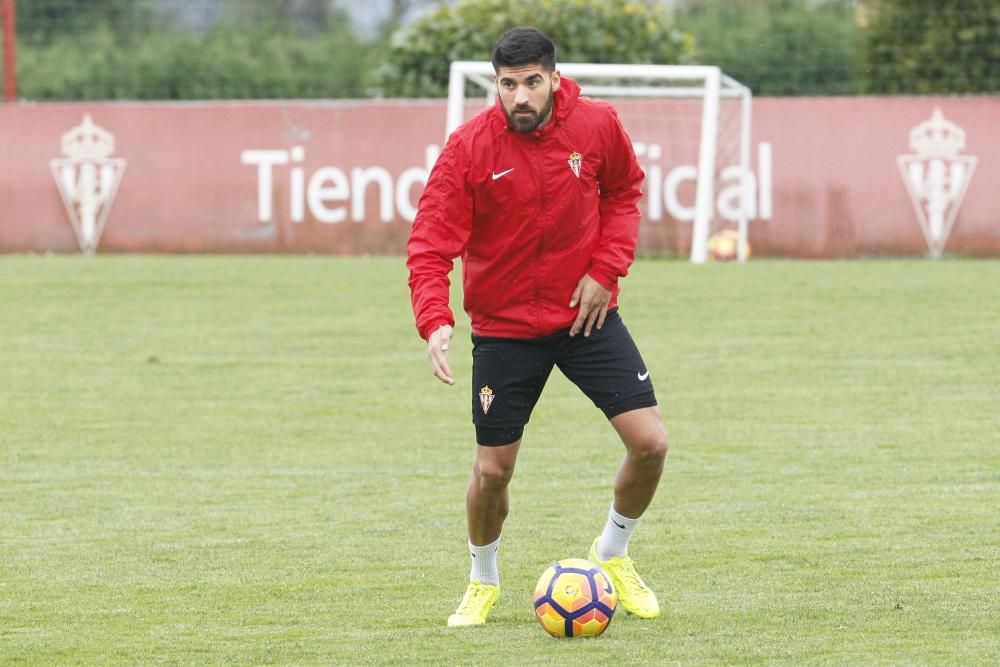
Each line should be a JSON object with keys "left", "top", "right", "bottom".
{"left": 427, "top": 324, "right": 455, "bottom": 385}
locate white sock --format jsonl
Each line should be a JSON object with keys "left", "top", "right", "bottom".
{"left": 596, "top": 506, "right": 641, "bottom": 560}
{"left": 469, "top": 536, "right": 500, "bottom": 585}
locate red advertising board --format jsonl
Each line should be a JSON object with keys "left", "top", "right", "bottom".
{"left": 1, "top": 96, "right": 997, "bottom": 257}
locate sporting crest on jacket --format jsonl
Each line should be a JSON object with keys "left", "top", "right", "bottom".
{"left": 567, "top": 151, "right": 583, "bottom": 178}
{"left": 479, "top": 385, "right": 495, "bottom": 414}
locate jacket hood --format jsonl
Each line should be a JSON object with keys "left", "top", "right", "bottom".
{"left": 553, "top": 76, "right": 582, "bottom": 122}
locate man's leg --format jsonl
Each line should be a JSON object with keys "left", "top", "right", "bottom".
{"left": 609, "top": 405, "right": 668, "bottom": 519}
{"left": 447, "top": 439, "right": 521, "bottom": 627}
{"left": 467, "top": 439, "right": 521, "bottom": 546}
{"left": 553, "top": 309, "right": 667, "bottom": 518}
{"left": 451, "top": 334, "right": 551, "bottom": 627}
{"left": 552, "top": 310, "right": 669, "bottom": 616}
{"left": 587, "top": 405, "right": 667, "bottom": 618}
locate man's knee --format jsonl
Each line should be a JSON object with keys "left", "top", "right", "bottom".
{"left": 612, "top": 407, "right": 668, "bottom": 463}
{"left": 628, "top": 423, "right": 668, "bottom": 464}
{"left": 473, "top": 443, "right": 519, "bottom": 488}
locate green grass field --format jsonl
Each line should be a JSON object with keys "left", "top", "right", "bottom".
{"left": 1, "top": 256, "right": 998, "bottom": 665}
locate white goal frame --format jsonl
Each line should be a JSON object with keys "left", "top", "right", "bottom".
{"left": 446, "top": 61, "right": 753, "bottom": 263}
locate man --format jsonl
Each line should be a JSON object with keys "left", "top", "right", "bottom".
{"left": 407, "top": 27, "right": 668, "bottom": 627}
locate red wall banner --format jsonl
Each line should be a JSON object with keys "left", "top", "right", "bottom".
{"left": 1, "top": 97, "right": 997, "bottom": 257}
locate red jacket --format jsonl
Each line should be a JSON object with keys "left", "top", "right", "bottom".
{"left": 407, "top": 77, "right": 644, "bottom": 340}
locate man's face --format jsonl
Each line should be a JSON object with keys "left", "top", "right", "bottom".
{"left": 496, "top": 64, "right": 561, "bottom": 133}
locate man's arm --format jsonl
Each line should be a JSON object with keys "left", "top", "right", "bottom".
{"left": 571, "top": 108, "right": 644, "bottom": 337}
{"left": 406, "top": 137, "right": 472, "bottom": 383}
{"left": 589, "top": 108, "right": 645, "bottom": 289}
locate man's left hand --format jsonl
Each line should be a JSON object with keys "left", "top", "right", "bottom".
{"left": 569, "top": 274, "right": 611, "bottom": 337}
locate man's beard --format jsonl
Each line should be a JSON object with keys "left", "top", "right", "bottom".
{"left": 506, "top": 88, "right": 554, "bottom": 133}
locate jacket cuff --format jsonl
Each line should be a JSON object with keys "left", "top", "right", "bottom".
{"left": 419, "top": 318, "right": 454, "bottom": 341}
{"left": 587, "top": 265, "right": 619, "bottom": 292}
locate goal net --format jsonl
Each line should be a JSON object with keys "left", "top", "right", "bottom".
{"left": 446, "top": 62, "right": 753, "bottom": 263}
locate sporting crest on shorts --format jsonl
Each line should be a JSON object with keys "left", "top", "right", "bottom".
{"left": 567, "top": 151, "right": 583, "bottom": 178}
{"left": 479, "top": 385, "right": 495, "bottom": 414}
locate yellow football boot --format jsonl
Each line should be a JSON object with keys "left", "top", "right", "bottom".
{"left": 447, "top": 580, "right": 499, "bottom": 627}
{"left": 588, "top": 538, "right": 660, "bottom": 619}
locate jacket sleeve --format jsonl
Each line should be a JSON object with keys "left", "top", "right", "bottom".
{"left": 588, "top": 109, "right": 645, "bottom": 290}
{"left": 406, "top": 135, "right": 473, "bottom": 340}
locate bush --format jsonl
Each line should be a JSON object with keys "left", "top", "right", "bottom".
{"left": 377, "top": 0, "right": 695, "bottom": 98}
{"left": 15, "top": 0, "right": 370, "bottom": 100}
{"left": 675, "top": 0, "right": 863, "bottom": 96}
{"left": 861, "top": 0, "right": 1000, "bottom": 94}
{"left": 18, "top": 24, "right": 369, "bottom": 100}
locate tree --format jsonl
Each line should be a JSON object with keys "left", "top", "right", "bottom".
{"left": 674, "top": 0, "right": 863, "bottom": 96}
{"left": 861, "top": 0, "right": 999, "bottom": 94}
{"left": 376, "top": 0, "right": 695, "bottom": 97}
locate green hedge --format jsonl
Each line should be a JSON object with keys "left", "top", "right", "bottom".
{"left": 377, "top": 0, "right": 695, "bottom": 98}
{"left": 14, "top": 0, "right": 997, "bottom": 99}
{"left": 17, "top": 24, "right": 369, "bottom": 100}
{"left": 15, "top": 0, "right": 371, "bottom": 100}
{"left": 862, "top": 0, "right": 1000, "bottom": 94}
{"left": 675, "top": 0, "right": 863, "bottom": 96}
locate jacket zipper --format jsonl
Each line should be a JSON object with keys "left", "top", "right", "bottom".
{"left": 533, "top": 135, "right": 547, "bottom": 334}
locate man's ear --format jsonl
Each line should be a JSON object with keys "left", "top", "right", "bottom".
{"left": 551, "top": 70, "right": 561, "bottom": 91}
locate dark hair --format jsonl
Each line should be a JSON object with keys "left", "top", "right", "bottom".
{"left": 491, "top": 27, "right": 556, "bottom": 73}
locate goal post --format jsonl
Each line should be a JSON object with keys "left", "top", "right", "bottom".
{"left": 446, "top": 61, "right": 753, "bottom": 263}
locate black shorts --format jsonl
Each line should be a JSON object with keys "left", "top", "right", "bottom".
{"left": 471, "top": 308, "right": 657, "bottom": 446}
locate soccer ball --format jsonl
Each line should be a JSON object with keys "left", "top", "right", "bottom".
{"left": 533, "top": 558, "right": 617, "bottom": 638}
{"left": 707, "top": 228, "right": 751, "bottom": 261}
